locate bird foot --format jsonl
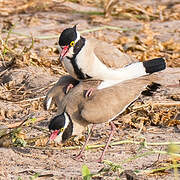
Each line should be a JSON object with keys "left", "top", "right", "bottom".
{"left": 66, "top": 83, "right": 74, "bottom": 94}
{"left": 73, "top": 153, "right": 85, "bottom": 161}
{"left": 85, "top": 88, "right": 94, "bottom": 97}
{"left": 96, "top": 157, "right": 104, "bottom": 163}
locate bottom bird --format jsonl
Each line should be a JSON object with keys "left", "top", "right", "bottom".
{"left": 45, "top": 74, "right": 158, "bottom": 162}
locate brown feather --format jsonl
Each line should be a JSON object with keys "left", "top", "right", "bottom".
{"left": 88, "top": 38, "right": 137, "bottom": 68}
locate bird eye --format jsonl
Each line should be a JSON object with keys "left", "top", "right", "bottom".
{"left": 70, "top": 41, "right": 75, "bottom": 47}
{"left": 60, "top": 128, "right": 64, "bottom": 132}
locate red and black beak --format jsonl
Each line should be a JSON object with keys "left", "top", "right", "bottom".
{"left": 49, "top": 129, "right": 60, "bottom": 141}
{"left": 60, "top": 45, "right": 69, "bottom": 61}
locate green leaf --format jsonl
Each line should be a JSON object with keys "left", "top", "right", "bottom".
{"left": 30, "top": 118, "right": 37, "bottom": 124}
{"left": 82, "top": 164, "right": 90, "bottom": 176}
{"left": 82, "top": 165, "right": 91, "bottom": 180}
{"left": 29, "top": 173, "right": 40, "bottom": 180}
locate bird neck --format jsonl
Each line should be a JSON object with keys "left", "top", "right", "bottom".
{"left": 66, "top": 37, "right": 92, "bottom": 80}
{"left": 62, "top": 112, "right": 73, "bottom": 142}
{"left": 73, "top": 36, "right": 86, "bottom": 55}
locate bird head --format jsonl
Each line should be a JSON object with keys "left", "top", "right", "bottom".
{"left": 59, "top": 25, "right": 81, "bottom": 61}
{"left": 48, "top": 112, "right": 73, "bottom": 143}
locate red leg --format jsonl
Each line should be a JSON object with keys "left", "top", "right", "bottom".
{"left": 66, "top": 83, "right": 74, "bottom": 94}
{"left": 85, "top": 88, "right": 95, "bottom": 97}
{"left": 97, "top": 121, "right": 116, "bottom": 163}
{"left": 73, "top": 124, "right": 95, "bottom": 161}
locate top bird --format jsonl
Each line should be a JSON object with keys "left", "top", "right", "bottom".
{"left": 59, "top": 25, "right": 166, "bottom": 90}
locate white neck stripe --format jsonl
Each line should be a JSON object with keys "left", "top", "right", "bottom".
{"left": 75, "top": 31, "right": 80, "bottom": 43}
{"left": 64, "top": 112, "right": 70, "bottom": 129}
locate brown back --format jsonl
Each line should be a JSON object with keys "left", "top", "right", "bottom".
{"left": 88, "top": 38, "right": 137, "bottom": 68}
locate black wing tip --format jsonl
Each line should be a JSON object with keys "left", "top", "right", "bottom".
{"left": 143, "top": 58, "right": 166, "bottom": 74}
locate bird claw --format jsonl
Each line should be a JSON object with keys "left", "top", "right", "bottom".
{"left": 85, "top": 88, "right": 94, "bottom": 97}
{"left": 66, "top": 83, "right": 74, "bottom": 94}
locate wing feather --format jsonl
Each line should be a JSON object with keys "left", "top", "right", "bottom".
{"left": 89, "top": 38, "right": 137, "bottom": 68}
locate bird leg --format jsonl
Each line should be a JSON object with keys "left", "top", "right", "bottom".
{"left": 66, "top": 83, "right": 74, "bottom": 94}
{"left": 85, "top": 88, "right": 95, "bottom": 97}
{"left": 97, "top": 121, "right": 116, "bottom": 163}
{"left": 73, "top": 124, "right": 95, "bottom": 161}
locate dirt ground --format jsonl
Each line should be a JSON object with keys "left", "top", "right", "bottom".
{"left": 0, "top": 0, "right": 180, "bottom": 179}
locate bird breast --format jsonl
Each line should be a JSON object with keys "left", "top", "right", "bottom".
{"left": 76, "top": 45, "right": 113, "bottom": 80}
{"left": 62, "top": 58, "right": 78, "bottom": 79}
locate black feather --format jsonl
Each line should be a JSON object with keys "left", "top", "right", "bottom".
{"left": 48, "top": 114, "right": 65, "bottom": 130}
{"left": 143, "top": 58, "right": 166, "bottom": 74}
{"left": 59, "top": 26, "right": 77, "bottom": 46}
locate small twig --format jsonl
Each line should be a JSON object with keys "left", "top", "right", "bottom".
{"left": 125, "top": 0, "right": 159, "bottom": 18}
{"left": 152, "top": 102, "right": 180, "bottom": 106}
{"left": 20, "top": 34, "right": 34, "bottom": 55}
{"left": 0, "top": 36, "right": 6, "bottom": 66}
{"left": 80, "top": 26, "right": 134, "bottom": 34}
{"left": 0, "top": 49, "right": 5, "bottom": 62}
{"left": 14, "top": 96, "right": 46, "bottom": 104}
{"left": 2, "top": 43, "right": 20, "bottom": 57}
{"left": 29, "top": 126, "right": 49, "bottom": 133}
{"left": 120, "top": 150, "right": 180, "bottom": 165}
{"left": 132, "top": 103, "right": 150, "bottom": 110}
{"left": 144, "top": 147, "right": 162, "bottom": 170}
{"left": 7, "top": 116, "right": 46, "bottom": 129}
{"left": 142, "top": 164, "right": 180, "bottom": 174}
{"left": 30, "top": 81, "right": 57, "bottom": 93}
{"left": 0, "top": 68, "right": 9, "bottom": 77}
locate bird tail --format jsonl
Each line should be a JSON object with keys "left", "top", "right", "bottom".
{"left": 97, "top": 58, "right": 166, "bottom": 90}
{"left": 143, "top": 58, "right": 166, "bottom": 74}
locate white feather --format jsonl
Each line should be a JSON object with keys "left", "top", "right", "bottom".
{"left": 64, "top": 112, "right": 70, "bottom": 129}
{"left": 46, "top": 97, "right": 52, "bottom": 110}
{"left": 97, "top": 80, "right": 122, "bottom": 89}
{"left": 97, "top": 63, "right": 147, "bottom": 89}
{"left": 75, "top": 31, "right": 81, "bottom": 43}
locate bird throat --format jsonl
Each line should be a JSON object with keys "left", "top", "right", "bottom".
{"left": 67, "top": 37, "right": 92, "bottom": 80}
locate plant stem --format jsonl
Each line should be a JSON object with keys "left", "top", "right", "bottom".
{"left": 120, "top": 150, "right": 180, "bottom": 165}
{"left": 3, "top": 26, "right": 135, "bottom": 40}
{"left": 83, "top": 140, "right": 180, "bottom": 150}
{"left": 142, "top": 164, "right": 180, "bottom": 174}
{"left": 26, "top": 140, "right": 180, "bottom": 154}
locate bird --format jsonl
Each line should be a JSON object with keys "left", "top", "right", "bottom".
{"left": 45, "top": 74, "right": 161, "bottom": 162}
{"left": 45, "top": 66, "right": 180, "bottom": 161}
{"left": 58, "top": 25, "right": 166, "bottom": 93}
